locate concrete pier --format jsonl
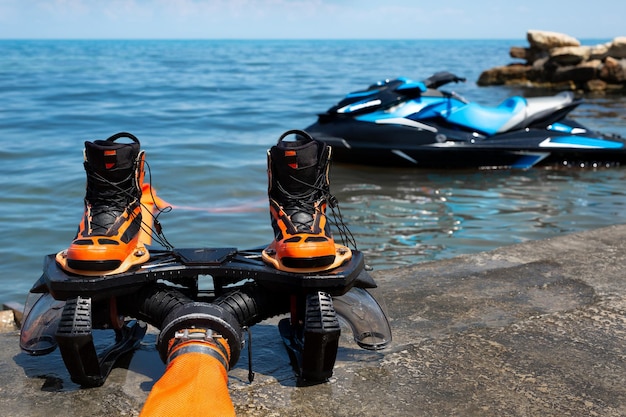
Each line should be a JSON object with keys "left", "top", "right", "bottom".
{"left": 2, "top": 224, "right": 626, "bottom": 416}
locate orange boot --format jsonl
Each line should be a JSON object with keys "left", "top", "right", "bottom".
{"left": 262, "top": 130, "right": 351, "bottom": 272}
{"left": 58, "top": 132, "right": 149, "bottom": 275}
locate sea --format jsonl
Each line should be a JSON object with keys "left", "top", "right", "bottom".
{"left": 1, "top": 39, "right": 626, "bottom": 305}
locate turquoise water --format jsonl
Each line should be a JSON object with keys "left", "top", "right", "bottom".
{"left": 1, "top": 39, "right": 626, "bottom": 304}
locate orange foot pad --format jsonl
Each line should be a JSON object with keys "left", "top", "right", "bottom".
{"left": 55, "top": 244, "right": 150, "bottom": 276}
{"left": 262, "top": 243, "right": 352, "bottom": 273}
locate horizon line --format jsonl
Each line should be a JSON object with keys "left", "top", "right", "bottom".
{"left": 0, "top": 36, "right": 617, "bottom": 42}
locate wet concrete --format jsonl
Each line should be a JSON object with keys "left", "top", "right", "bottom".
{"left": 2, "top": 224, "right": 626, "bottom": 416}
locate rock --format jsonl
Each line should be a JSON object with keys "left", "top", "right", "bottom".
{"left": 532, "top": 56, "right": 550, "bottom": 71}
{"left": 3, "top": 302, "right": 23, "bottom": 327}
{"left": 478, "top": 31, "right": 626, "bottom": 93}
{"left": 552, "top": 62, "right": 598, "bottom": 83}
{"left": 0, "top": 310, "right": 16, "bottom": 332}
{"left": 510, "top": 46, "right": 549, "bottom": 65}
{"left": 527, "top": 30, "right": 580, "bottom": 50}
{"left": 477, "top": 64, "right": 531, "bottom": 86}
{"left": 586, "top": 79, "right": 607, "bottom": 92}
{"left": 590, "top": 43, "right": 610, "bottom": 60}
{"left": 599, "top": 56, "right": 626, "bottom": 83}
{"left": 510, "top": 46, "right": 527, "bottom": 60}
{"left": 548, "top": 46, "right": 591, "bottom": 66}
{"left": 607, "top": 37, "right": 626, "bottom": 59}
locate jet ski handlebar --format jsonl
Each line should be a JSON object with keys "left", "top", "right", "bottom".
{"left": 423, "top": 71, "right": 466, "bottom": 89}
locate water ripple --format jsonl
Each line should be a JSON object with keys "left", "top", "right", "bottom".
{"left": 1, "top": 39, "right": 626, "bottom": 302}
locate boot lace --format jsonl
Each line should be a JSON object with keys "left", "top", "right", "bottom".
{"left": 86, "top": 169, "right": 137, "bottom": 234}
{"left": 279, "top": 172, "right": 357, "bottom": 250}
{"left": 86, "top": 162, "right": 173, "bottom": 250}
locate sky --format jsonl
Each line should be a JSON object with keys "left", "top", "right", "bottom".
{"left": 0, "top": 0, "right": 624, "bottom": 40}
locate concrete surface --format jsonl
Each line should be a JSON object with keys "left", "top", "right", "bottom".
{"left": 2, "top": 224, "right": 626, "bottom": 416}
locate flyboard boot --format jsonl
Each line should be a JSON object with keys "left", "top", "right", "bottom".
{"left": 56, "top": 132, "right": 153, "bottom": 275}
{"left": 262, "top": 129, "right": 352, "bottom": 273}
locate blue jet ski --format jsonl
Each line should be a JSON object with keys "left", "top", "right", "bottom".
{"left": 304, "top": 71, "right": 626, "bottom": 169}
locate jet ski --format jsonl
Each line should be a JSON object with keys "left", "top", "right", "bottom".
{"left": 304, "top": 71, "right": 626, "bottom": 169}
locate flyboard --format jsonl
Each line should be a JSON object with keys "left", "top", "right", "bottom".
{"left": 20, "top": 185, "right": 392, "bottom": 387}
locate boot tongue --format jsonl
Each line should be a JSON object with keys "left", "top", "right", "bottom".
{"left": 84, "top": 139, "right": 141, "bottom": 225}
{"left": 85, "top": 140, "right": 139, "bottom": 183}
{"left": 274, "top": 139, "right": 320, "bottom": 195}
{"left": 270, "top": 139, "right": 325, "bottom": 233}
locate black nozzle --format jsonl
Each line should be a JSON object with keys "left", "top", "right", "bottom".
{"left": 156, "top": 302, "right": 243, "bottom": 368}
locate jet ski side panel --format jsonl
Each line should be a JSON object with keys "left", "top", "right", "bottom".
{"left": 307, "top": 117, "right": 626, "bottom": 169}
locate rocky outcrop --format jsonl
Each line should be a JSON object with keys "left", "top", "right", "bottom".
{"left": 478, "top": 30, "right": 626, "bottom": 93}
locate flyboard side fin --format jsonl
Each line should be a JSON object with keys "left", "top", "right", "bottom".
{"left": 332, "top": 287, "right": 392, "bottom": 350}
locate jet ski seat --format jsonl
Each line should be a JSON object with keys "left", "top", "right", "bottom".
{"left": 442, "top": 95, "right": 527, "bottom": 136}
{"left": 443, "top": 91, "right": 576, "bottom": 136}
{"left": 514, "top": 91, "right": 576, "bottom": 129}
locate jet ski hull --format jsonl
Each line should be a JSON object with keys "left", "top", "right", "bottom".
{"left": 306, "top": 119, "right": 626, "bottom": 169}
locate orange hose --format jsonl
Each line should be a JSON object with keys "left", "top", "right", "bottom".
{"left": 139, "top": 342, "right": 235, "bottom": 417}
